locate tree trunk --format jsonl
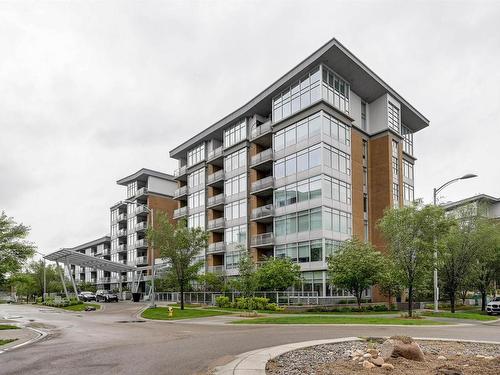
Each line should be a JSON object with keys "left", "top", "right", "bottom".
{"left": 408, "top": 284, "right": 413, "bottom": 317}
{"left": 180, "top": 279, "right": 185, "bottom": 310}
{"left": 450, "top": 292, "right": 456, "bottom": 313}
{"left": 481, "top": 291, "right": 487, "bottom": 311}
{"left": 356, "top": 293, "right": 362, "bottom": 310}
{"left": 461, "top": 290, "right": 467, "bottom": 305}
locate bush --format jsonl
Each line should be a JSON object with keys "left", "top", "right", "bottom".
{"left": 42, "top": 297, "right": 83, "bottom": 308}
{"left": 265, "top": 303, "right": 284, "bottom": 312}
{"left": 234, "top": 297, "right": 270, "bottom": 310}
{"left": 215, "top": 296, "right": 231, "bottom": 308}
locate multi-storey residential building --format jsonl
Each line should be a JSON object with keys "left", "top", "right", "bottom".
{"left": 443, "top": 194, "right": 500, "bottom": 220}
{"left": 64, "top": 236, "right": 111, "bottom": 288}
{"left": 111, "top": 168, "right": 177, "bottom": 291}
{"left": 169, "top": 38, "right": 428, "bottom": 300}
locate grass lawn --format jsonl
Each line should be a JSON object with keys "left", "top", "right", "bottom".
{"left": 0, "top": 324, "right": 20, "bottom": 330}
{"left": 205, "top": 306, "right": 400, "bottom": 315}
{"left": 142, "top": 307, "right": 231, "bottom": 320}
{"left": 0, "top": 339, "right": 17, "bottom": 346}
{"left": 61, "top": 303, "right": 101, "bottom": 312}
{"left": 231, "top": 316, "right": 448, "bottom": 325}
{"left": 422, "top": 310, "right": 498, "bottom": 321}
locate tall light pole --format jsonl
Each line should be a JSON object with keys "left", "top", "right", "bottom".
{"left": 432, "top": 173, "right": 478, "bottom": 312}
{"left": 124, "top": 200, "right": 155, "bottom": 308}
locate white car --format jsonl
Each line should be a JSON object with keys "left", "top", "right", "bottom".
{"left": 486, "top": 297, "right": 500, "bottom": 315}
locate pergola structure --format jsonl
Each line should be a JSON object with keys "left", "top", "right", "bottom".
{"left": 44, "top": 249, "right": 137, "bottom": 300}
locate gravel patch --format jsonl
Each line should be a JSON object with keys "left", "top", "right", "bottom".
{"left": 266, "top": 340, "right": 500, "bottom": 375}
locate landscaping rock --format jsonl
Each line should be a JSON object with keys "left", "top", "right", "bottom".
{"left": 371, "top": 356, "right": 385, "bottom": 366}
{"left": 380, "top": 337, "right": 425, "bottom": 362}
{"left": 363, "top": 353, "right": 372, "bottom": 359}
{"left": 436, "top": 367, "right": 463, "bottom": 375}
{"left": 84, "top": 306, "right": 96, "bottom": 311}
{"left": 362, "top": 360, "right": 375, "bottom": 369}
{"left": 367, "top": 348, "right": 379, "bottom": 358}
{"left": 438, "top": 355, "right": 447, "bottom": 360}
{"left": 381, "top": 363, "right": 394, "bottom": 371}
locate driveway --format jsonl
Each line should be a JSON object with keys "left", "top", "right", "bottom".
{"left": 1, "top": 303, "right": 498, "bottom": 375}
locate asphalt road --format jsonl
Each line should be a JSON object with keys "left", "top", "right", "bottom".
{"left": 1, "top": 303, "right": 499, "bottom": 375}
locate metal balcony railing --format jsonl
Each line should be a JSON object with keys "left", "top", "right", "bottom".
{"left": 173, "top": 206, "right": 188, "bottom": 218}
{"left": 102, "top": 248, "right": 111, "bottom": 256}
{"left": 251, "top": 232, "right": 274, "bottom": 247}
{"left": 251, "top": 205, "right": 274, "bottom": 220}
{"left": 250, "top": 148, "right": 273, "bottom": 167}
{"left": 250, "top": 120, "right": 272, "bottom": 139}
{"left": 98, "top": 277, "right": 111, "bottom": 283}
{"left": 117, "top": 244, "right": 127, "bottom": 252}
{"left": 136, "top": 239, "right": 148, "bottom": 248}
{"left": 207, "top": 146, "right": 223, "bottom": 161}
{"left": 174, "top": 165, "right": 187, "bottom": 178}
{"left": 135, "top": 205, "right": 149, "bottom": 215}
{"left": 136, "top": 187, "right": 148, "bottom": 197}
{"left": 174, "top": 185, "right": 188, "bottom": 198}
{"left": 136, "top": 221, "right": 148, "bottom": 231}
{"left": 207, "top": 217, "right": 225, "bottom": 230}
{"left": 117, "top": 229, "right": 127, "bottom": 237}
{"left": 136, "top": 256, "right": 148, "bottom": 265}
{"left": 207, "top": 265, "right": 224, "bottom": 274}
{"left": 207, "top": 241, "right": 225, "bottom": 253}
{"left": 207, "top": 193, "right": 225, "bottom": 207}
{"left": 251, "top": 176, "right": 274, "bottom": 193}
{"left": 207, "top": 169, "right": 224, "bottom": 184}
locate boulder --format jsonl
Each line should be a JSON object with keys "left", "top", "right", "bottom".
{"left": 437, "top": 356, "right": 447, "bottom": 360}
{"left": 367, "top": 348, "right": 379, "bottom": 358}
{"left": 380, "top": 337, "right": 425, "bottom": 362}
{"left": 371, "top": 357, "right": 385, "bottom": 366}
{"left": 363, "top": 360, "right": 375, "bottom": 369}
{"left": 381, "top": 363, "right": 394, "bottom": 371}
{"left": 363, "top": 353, "right": 372, "bottom": 359}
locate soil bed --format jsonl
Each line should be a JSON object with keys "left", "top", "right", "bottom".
{"left": 266, "top": 340, "right": 500, "bottom": 375}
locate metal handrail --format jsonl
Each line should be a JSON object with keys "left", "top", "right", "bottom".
{"left": 207, "top": 217, "right": 225, "bottom": 230}
{"left": 136, "top": 256, "right": 148, "bottom": 265}
{"left": 207, "top": 169, "right": 224, "bottom": 183}
{"left": 250, "top": 148, "right": 273, "bottom": 166}
{"left": 207, "top": 242, "right": 225, "bottom": 253}
{"left": 174, "top": 185, "right": 188, "bottom": 197}
{"left": 136, "top": 187, "right": 148, "bottom": 196}
{"left": 251, "top": 176, "right": 274, "bottom": 192}
{"left": 207, "top": 193, "right": 225, "bottom": 206}
{"left": 250, "top": 120, "right": 272, "bottom": 139}
{"left": 136, "top": 239, "right": 148, "bottom": 248}
{"left": 173, "top": 206, "right": 188, "bottom": 218}
{"left": 136, "top": 222, "right": 148, "bottom": 231}
{"left": 174, "top": 165, "right": 187, "bottom": 177}
{"left": 208, "top": 146, "right": 223, "bottom": 160}
{"left": 251, "top": 205, "right": 274, "bottom": 219}
{"left": 251, "top": 232, "right": 274, "bottom": 246}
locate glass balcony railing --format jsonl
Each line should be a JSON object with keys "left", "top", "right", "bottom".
{"left": 251, "top": 232, "right": 274, "bottom": 247}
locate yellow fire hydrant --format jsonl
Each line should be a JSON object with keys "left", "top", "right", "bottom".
{"left": 168, "top": 306, "right": 173, "bottom": 317}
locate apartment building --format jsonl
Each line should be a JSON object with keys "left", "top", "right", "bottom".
{"left": 170, "top": 38, "right": 428, "bottom": 300}
{"left": 443, "top": 194, "right": 500, "bottom": 220}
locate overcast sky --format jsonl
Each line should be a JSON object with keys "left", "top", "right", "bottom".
{"left": 1, "top": 0, "right": 499, "bottom": 255}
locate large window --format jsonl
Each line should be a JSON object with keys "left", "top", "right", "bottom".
{"left": 361, "top": 102, "right": 367, "bottom": 131}
{"left": 225, "top": 199, "right": 247, "bottom": 220}
{"left": 388, "top": 102, "right": 400, "bottom": 133}
{"left": 272, "top": 67, "right": 321, "bottom": 122}
{"left": 188, "top": 190, "right": 205, "bottom": 209}
{"left": 225, "top": 224, "right": 247, "bottom": 245}
{"left": 224, "top": 119, "right": 247, "bottom": 148}
{"left": 402, "top": 125, "right": 414, "bottom": 155}
{"left": 403, "top": 160, "right": 414, "bottom": 180}
{"left": 188, "top": 212, "right": 205, "bottom": 229}
{"left": 322, "top": 65, "right": 350, "bottom": 114}
{"left": 274, "top": 145, "right": 321, "bottom": 178}
{"left": 275, "top": 240, "right": 323, "bottom": 263}
{"left": 188, "top": 168, "right": 205, "bottom": 188}
{"left": 224, "top": 148, "right": 246, "bottom": 172}
{"left": 392, "top": 183, "right": 400, "bottom": 208}
{"left": 403, "top": 183, "right": 414, "bottom": 206}
{"left": 187, "top": 144, "right": 205, "bottom": 167}
{"left": 275, "top": 208, "right": 322, "bottom": 236}
{"left": 323, "top": 144, "right": 351, "bottom": 175}
{"left": 322, "top": 112, "right": 350, "bottom": 146}
{"left": 224, "top": 173, "right": 247, "bottom": 197}
{"left": 392, "top": 140, "right": 399, "bottom": 179}
{"left": 225, "top": 251, "right": 242, "bottom": 269}
{"left": 323, "top": 207, "right": 352, "bottom": 235}
{"left": 127, "top": 182, "right": 137, "bottom": 198}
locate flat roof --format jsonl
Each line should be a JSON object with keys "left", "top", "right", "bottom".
{"left": 442, "top": 194, "right": 500, "bottom": 210}
{"left": 170, "top": 37, "right": 430, "bottom": 159}
{"left": 116, "top": 168, "right": 175, "bottom": 186}
{"left": 44, "top": 249, "right": 135, "bottom": 273}
{"left": 69, "top": 236, "right": 110, "bottom": 252}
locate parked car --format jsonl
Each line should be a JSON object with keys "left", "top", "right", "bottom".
{"left": 95, "top": 290, "right": 119, "bottom": 303}
{"left": 486, "top": 297, "right": 500, "bottom": 315}
{"left": 78, "top": 291, "right": 96, "bottom": 302}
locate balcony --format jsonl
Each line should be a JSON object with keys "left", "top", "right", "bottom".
{"left": 102, "top": 248, "right": 111, "bottom": 256}
{"left": 207, "top": 193, "right": 225, "bottom": 209}
{"left": 250, "top": 205, "right": 274, "bottom": 222}
{"left": 135, "top": 239, "right": 148, "bottom": 248}
{"left": 117, "top": 229, "right": 127, "bottom": 238}
{"left": 117, "top": 244, "right": 127, "bottom": 253}
{"left": 207, "top": 146, "right": 223, "bottom": 163}
{"left": 112, "top": 213, "right": 127, "bottom": 224}
{"left": 135, "top": 205, "right": 149, "bottom": 215}
{"left": 207, "top": 169, "right": 224, "bottom": 186}
{"left": 174, "top": 185, "right": 188, "bottom": 199}
{"left": 174, "top": 165, "right": 187, "bottom": 180}
{"left": 250, "top": 176, "right": 274, "bottom": 195}
{"left": 136, "top": 221, "right": 148, "bottom": 232}
{"left": 250, "top": 120, "right": 272, "bottom": 140}
{"left": 207, "top": 217, "right": 225, "bottom": 232}
{"left": 250, "top": 148, "right": 273, "bottom": 169}
{"left": 118, "top": 259, "right": 128, "bottom": 265}
{"left": 173, "top": 206, "right": 188, "bottom": 219}
{"left": 136, "top": 187, "right": 148, "bottom": 198}
{"left": 136, "top": 256, "right": 148, "bottom": 266}
{"left": 251, "top": 232, "right": 274, "bottom": 247}
{"left": 207, "top": 265, "right": 224, "bottom": 274}
{"left": 207, "top": 241, "right": 226, "bottom": 254}
{"left": 98, "top": 277, "right": 111, "bottom": 283}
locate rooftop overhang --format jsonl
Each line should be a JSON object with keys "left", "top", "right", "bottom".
{"left": 117, "top": 168, "right": 175, "bottom": 186}
{"left": 70, "top": 236, "right": 110, "bottom": 252}
{"left": 442, "top": 194, "right": 500, "bottom": 211}
{"left": 44, "top": 249, "right": 136, "bottom": 273}
{"left": 170, "top": 37, "right": 429, "bottom": 160}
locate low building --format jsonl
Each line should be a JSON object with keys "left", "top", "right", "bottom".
{"left": 442, "top": 194, "right": 500, "bottom": 220}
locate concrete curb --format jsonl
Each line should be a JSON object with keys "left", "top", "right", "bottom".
{"left": 212, "top": 336, "right": 500, "bottom": 374}
{"left": 0, "top": 327, "right": 48, "bottom": 355}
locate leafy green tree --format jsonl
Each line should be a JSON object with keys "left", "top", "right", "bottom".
{"left": 255, "top": 257, "right": 301, "bottom": 291}
{"left": 9, "top": 273, "right": 37, "bottom": 302}
{"left": 377, "top": 259, "right": 403, "bottom": 308}
{"left": 378, "top": 203, "right": 451, "bottom": 317}
{"left": 78, "top": 281, "right": 97, "bottom": 293}
{"left": 0, "top": 211, "right": 36, "bottom": 285}
{"left": 197, "top": 272, "right": 226, "bottom": 292}
{"left": 147, "top": 214, "right": 208, "bottom": 309}
{"left": 327, "top": 238, "right": 384, "bottom": 309}
{"left": 230, "top": 250, "right": 258, "bottom": 297}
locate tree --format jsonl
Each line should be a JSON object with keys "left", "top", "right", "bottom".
{"left": 9, "top": 273, "right": 37, "bottom": 303}
{"left": 78, "top": 281, "right": 97, "bottom": 293}
{"left": 147, "top": 214, "right": 208, "bottom": 309}
{"left": 0, "top": 211, "right": 36, "bottom": 285}
{"left": 197, "top": 272, "right": 226, "bottom": 292}
{"left": 469, "top": 218, "right": 500, "bottom": 311}
{"left": 327, "top": 238, "right": 384, "bottom": 309}
{"left": 255, "top": 257, "right": 301, "bottom": 291}
{"left": 378, "top": 260, "right": 403, "bottom": 308}
{"left": 378, "top": 203, "right": 451, "bottom": 317}
{"left": 230, "top": 250, "right": 258, "bottom": 297}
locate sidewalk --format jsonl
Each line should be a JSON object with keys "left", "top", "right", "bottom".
{"left": 0, "top": 325, "right": 41, "bottom": 353}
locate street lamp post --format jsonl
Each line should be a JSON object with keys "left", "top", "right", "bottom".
{"left": 432, "top": 173, "right": 477, "bottom": 312}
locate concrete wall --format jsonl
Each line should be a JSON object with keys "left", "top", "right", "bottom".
{"left": 148, "top": 176, "right": 176, "bottom": 196}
